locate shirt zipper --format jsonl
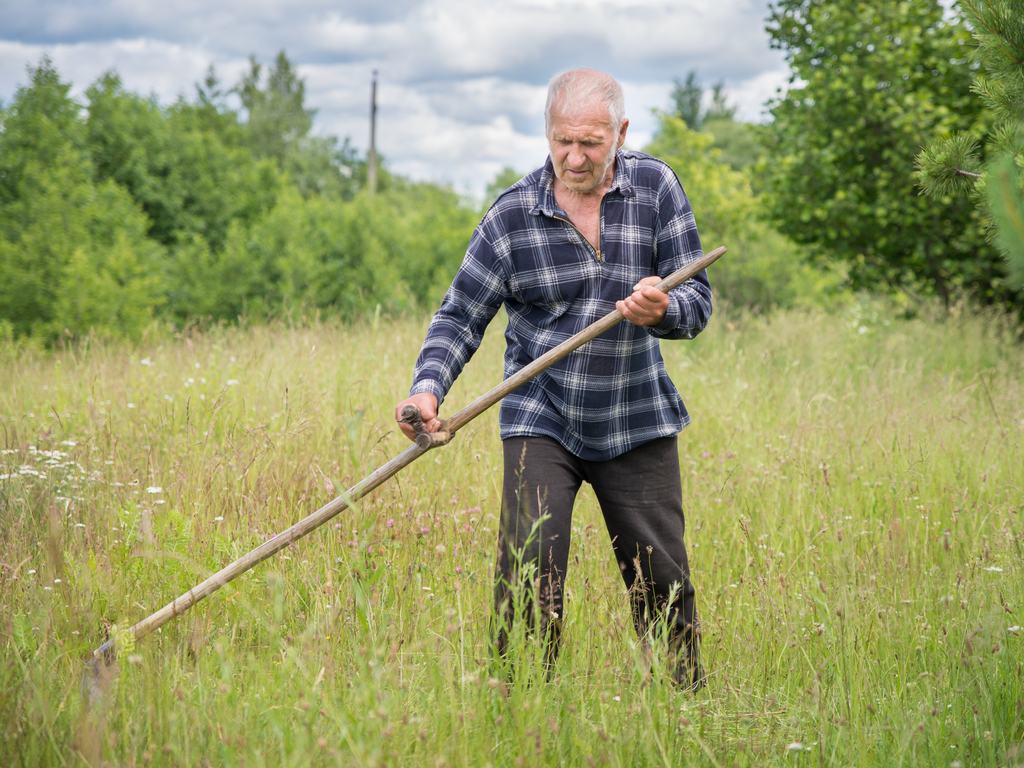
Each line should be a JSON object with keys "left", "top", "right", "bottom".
{"left": 553, "top": 213, "right": 603, "bottom": 263}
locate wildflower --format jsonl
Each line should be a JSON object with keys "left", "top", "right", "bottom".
{"left": 786, "top": 742, "right": 804, "bottom": 752}
{"left": 984, "top": 567, "right": 1003, "bottom": 572}
{"left": 214, "top": 516, "right": 224, "bottom": 522}
{"left": 146, "top": 486, "right": 162, "bottom": 494}
{"left": 387, "top": 519, "right": 395, "bottom": 527}
{"left": 27, "top": 570, "right": 36, "bottom": 575}
{"left": 140, "top": 358, "right": 154, "bottom": 366}
{"left": 702, "top": 452, "right": 711, "bottom": 458}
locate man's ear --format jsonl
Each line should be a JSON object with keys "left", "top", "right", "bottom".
{"left": 617, "top": 118, "right": 629, "bottom": 148}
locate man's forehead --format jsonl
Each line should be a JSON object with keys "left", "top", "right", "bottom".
{"left": 548, "top": 102, "right": 615, "bottom": 132}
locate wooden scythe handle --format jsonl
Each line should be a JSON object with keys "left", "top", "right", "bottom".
{"left": 89, "top": 245, "right": 725, "bottom": 665}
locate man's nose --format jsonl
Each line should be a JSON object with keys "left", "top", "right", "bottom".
{"left": 568, "top": 144, "right": 587, "bottom": 167}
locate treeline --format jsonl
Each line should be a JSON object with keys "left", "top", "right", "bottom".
{"left": 3, "top": 0, "right": 1021, "bottom": 343}
{"left": 0, "top": 54, "right": 480, "bottom": 341}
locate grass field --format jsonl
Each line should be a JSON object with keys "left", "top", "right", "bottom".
{"left": 1, "top": 298, "right": 1022, "bottom": 767}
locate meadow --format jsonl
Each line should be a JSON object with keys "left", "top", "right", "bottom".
{"left": 1, "top": 297, "right": 1022, "bottom": 767}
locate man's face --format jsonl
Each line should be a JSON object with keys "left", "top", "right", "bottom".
{"left": 547, "top": 100, "right": 628, "bottom": 195}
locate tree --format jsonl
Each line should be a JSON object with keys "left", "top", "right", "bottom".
{"left": 234, "top": 51, "right": 362, "bottom": 199}
{"left": 915, "top": 0, "right": 1024, "bottom": 288}
{"left": 236, "top": 51, "right": 315, "bottom": 163}
{"left": 0, "top": 59, "right": 162, "bottom": 339}
{"left": 763, "top": 0, "right": 1004, "bottom": 305}
{"left": 85, "top": 71, "right": 281, "bottom": 254}
{"left": 704, "top": 82, "right": 736, "bottom": 123}
{"left": 646, "top": 113, "right": 841, "bottom": 311}
{"left": 668, "top": 72, "right": 761, "bottom": 172}
{"left": 670, "top": 71, "right": 704, "bottom": 130}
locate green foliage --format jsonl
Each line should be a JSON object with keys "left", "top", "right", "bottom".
{"left": 699, "top": 117, "right": 765, "bottom": 171}
{"left": 485, "top": 166, "right": 525, "bottom": 205}
{"left": 0, "top": 55, "right": 479, "bottom": 340}
{"left": 763, "top": 0, "right": 1007, "bottom": 305}
{"left": 647, "top": 113, "right": 843, "bottom": 311}
{"left": 915, "top": 0, "right": 1024, "bottom": 288}
{"left": 0, "top": 59, "right": 163, "bottom": 340}
{"left": 236, "top": 50, "right": 315, "bottom": 163}
{"left": 915, "top": 130, "right": 985, "bottom": 198}
{"left": 85, "top": 71, "right": 282, "bottom": 252}
{"left": 284, "top": 134, "right": 364, "bottom": 200}
{"left": 670, "top": 70, "right": 704, "bottom": 129}
{"left": 704, "top": 81, "right": 736, "bottom": 123}
{"left": 169, "top": 181, "right": 479, "bottom": 321}
{"left": 989, "top": 150, "right": 1024, "bottom": 284}
{"left": 670, "top": 71, "right": 735, "bottom": 132}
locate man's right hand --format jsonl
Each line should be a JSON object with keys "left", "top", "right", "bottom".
{"left": 395, "top": 393, "right": 440, "bottom": 442}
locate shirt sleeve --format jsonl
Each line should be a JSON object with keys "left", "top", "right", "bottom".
{"left": 410, "top": 224, "right": 507, "bottom": 406}
{"left": 646, "top": 164, "right": 713, "bottom": 341}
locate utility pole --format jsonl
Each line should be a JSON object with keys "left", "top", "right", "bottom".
{"left": 367, "top": 69, "right": 378, "bottom": 195}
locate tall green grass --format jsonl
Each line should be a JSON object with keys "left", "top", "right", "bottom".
{"left": 1, "top": 299, "right": 1021, "bottom": 766}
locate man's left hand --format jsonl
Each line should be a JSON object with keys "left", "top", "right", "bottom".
{"left": 617, "top": 276, "right": 668, "bottom": 327}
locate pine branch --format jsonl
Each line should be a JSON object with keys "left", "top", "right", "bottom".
{"left": 915, "top": 133, "right": 984, "bottom": 198}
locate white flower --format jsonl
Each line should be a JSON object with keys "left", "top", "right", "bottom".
{"left": 127, "top": 403, "right": 135, "bottom": 409}
{"left": 786, "top": 742, "right": 804, "bottom": 751}
{"left": 146, "top": 487, "right": 162, "bottom": 494}
{"left": 214, "top": 516, "right": 224, "bottom": 522}
{"left": 226, "top": 379, "right": 239, "bottom": 386}
{"left": 1008, "top": 626, "right": 1021, "bottom": 635}
{"left": 984, "top": 567, "right": 1003, "bottom": 572}
{"left": 141, "top": 358, "right": 154, "bottom": 367}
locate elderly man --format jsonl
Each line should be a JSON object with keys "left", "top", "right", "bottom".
{"left": 395, "top": 68, "right": 712, "bottom": 689}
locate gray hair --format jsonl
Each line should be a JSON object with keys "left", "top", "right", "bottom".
{"left": 544, "top": 69, "right": 625, "bottom": 132}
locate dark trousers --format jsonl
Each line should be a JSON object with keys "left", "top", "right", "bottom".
{"left": 494, "top": 434, "right": 700, "bottom": 677}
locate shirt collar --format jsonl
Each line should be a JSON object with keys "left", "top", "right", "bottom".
{"left": 531, "top": 150, "right": 635, "bottom": 218}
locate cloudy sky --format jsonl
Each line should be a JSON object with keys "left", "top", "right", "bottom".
{"left": 0, "top": 0, "right": 790, "bottom": 195}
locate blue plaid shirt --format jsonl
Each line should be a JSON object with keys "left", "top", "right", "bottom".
{"left": 410, "top": 149, "right": 712, "bottom": 461}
